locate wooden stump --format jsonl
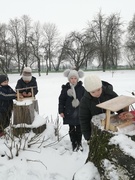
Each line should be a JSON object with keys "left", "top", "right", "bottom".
{"left": 86, "top": 114, "right": 135, "bottom": 180}
{"left": 12, "top": 99, "right": 46, "bottom": 136}
{"left": 13, "top": 99, "right": 39, "bottom": 125}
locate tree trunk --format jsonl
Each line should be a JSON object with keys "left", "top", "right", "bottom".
{"left": 13, "top": 100, "right": 39, "bottom": 125}
{"left": 12, "top": 100, "right": 46, "bottom": 136}
{"left": 87, "top": 115, "right": 135, "bottom": 179}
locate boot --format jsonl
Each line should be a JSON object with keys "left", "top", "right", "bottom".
{"left": 76, "top": 142, "right": 83, "bottom": 152}
{"left": 72, "top": 141, "right": 78, "bottom": 151}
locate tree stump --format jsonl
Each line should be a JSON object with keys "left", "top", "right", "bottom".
{"left": 87, "top": 114, "right": 135, "bottom": 180}
{"left": 13, "top": 99, "right": 39, "bottom": 125}
{"left": 12, "top": 99, "right": 46, "bottom": 136}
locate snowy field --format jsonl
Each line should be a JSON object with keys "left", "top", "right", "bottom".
{"left": 0, "top": 69, "right": 135, "bottom": 180}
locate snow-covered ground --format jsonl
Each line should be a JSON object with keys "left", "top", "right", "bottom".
{"left": 0, "top": 69, "right": 135, "bottom": 180}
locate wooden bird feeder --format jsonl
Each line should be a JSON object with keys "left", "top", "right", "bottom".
{"left": 96, "top": 95, "right": 135, "bottom": 132}
{"left": 16, "top": 86, "right": 36, "bottom": 101}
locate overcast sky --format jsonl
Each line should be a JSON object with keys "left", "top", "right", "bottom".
{"left": 1, "top": 0, "right": 135, "bottom": 36}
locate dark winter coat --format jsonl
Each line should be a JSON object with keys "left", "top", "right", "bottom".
{"left": 15, "top": 76, "right": 38, "bottom": 96}
{"left": 0, "top": 85, "right": 16, "bottom": 113}
{"left": 58, "top": 81, "right": 85, "bottom": 125}
{"left": 0, "top": 85, "right": 16, "bottom": 130}
{"left": 79, "top": 81, "right": 119, "bottom": 141}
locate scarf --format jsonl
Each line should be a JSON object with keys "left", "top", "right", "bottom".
{"left": 67, "top": 84, "right": 79, "bottom": 108}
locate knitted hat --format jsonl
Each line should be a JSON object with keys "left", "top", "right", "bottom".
{"left": 0, "top": 74, "right": 9, "bottom": 84}
{"left": 22, "top": 67, "right": 32, "bottom": 81}
{"left": 64, "top": 69, "right": 84, "bottom": 80}
{"left": 84, "top": 74, "right": 102, "bottom": 92}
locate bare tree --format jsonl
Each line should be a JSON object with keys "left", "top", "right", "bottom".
{"left": 86, "top": 11, "right": 123, "bottom": 71}
{"left": 51, "top": 41, "right": 67, "bottom": 72}
{"left": 20, "top": 15, "right": 32, "bottom": 70}
{"left": 42, "top": 23, "right": 60, "bottom": 74}
{"left": 62, "top": 31, "right": 95, "bottom": 70}
{"left": 125, "top": 14, "right": 135, "bottom": 67}
{"left": 8, "top": 18, "right": 22, "bottom": 73}
{"left": 0, "top": 23, "right": 14, "bottom": 73}
{"left": 28, "top": 21, "right": 42, "bottom": 76}
{"left": 0, "top": 55, "right": 6, "bottom": 73}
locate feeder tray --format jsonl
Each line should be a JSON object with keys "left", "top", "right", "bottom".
{"left": 96, "top": 95, "right": 135, "bottom": 131}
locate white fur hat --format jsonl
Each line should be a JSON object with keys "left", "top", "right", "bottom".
{"left": 22, "top": 67, "right": 32, "bottom": 81}
{"left": 84, "top": 74, "right": 102, "bottom": 92}
{"left": 64, "top": 69, "right": 84, "bottom": 80}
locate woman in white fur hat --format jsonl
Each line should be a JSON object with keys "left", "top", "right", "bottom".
{"left": 79, "top": 74, "right": 122, "bottom": 144}
{"left": 58, "top": 68, "right": 85, "bottom": 152}
{"left": 15, "top": 67, "right": 38, "bottom": 99}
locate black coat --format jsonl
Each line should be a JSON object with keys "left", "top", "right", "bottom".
{"left": 0, "top": 85, "right": 16, "bottom": 114}
{"left": 15, "top": 76, "right": 38, "bottom": 96}
{"left": 79, "top": 81, "right": 118, "bottom": 141}
{"left": 58, "top": 81, "right": 85, "bottom": 125}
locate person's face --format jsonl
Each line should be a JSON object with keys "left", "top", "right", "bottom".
{"left": 24, "top": 80, "right": 30, "bottom": 83}
{"left": 69, "top": 76, "right": 78, "bottom": 85}
{"left": 90, "top": 87, "right": 102, "bottom": 98}
{"left": 1, "top": 80, "right": 9, "bottom": 86}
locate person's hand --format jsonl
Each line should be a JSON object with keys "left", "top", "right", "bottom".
{"left": 60, "top": 113, "right": 64, "bottom": 118}
{"left": 118, "top": 111, "right": 134, "bottom": 120}
{"left": 19, "top": 93, "right": 24, "bottom": 99}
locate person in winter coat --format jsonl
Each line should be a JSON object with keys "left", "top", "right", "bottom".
{"left": 58, "top": 69, "right": 85, "bottom": 151}
{"left": 0, "top": 74, "right": 16, "bottom": 136}
{"left": 16, "top": 67, "right": 38, "bottom": 99}
{"left": 79, "top": 74, "right": 121, "bottom": 144}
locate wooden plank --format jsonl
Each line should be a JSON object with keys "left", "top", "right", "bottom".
{"left": 96, "top": 95, "right": 135, "bottom": 112}
{"left": 16, "top": 89, "right": 20, "bottom": 101}
{"left": 105, "top": 109, "right": 111, "bottom": 130}
{"left": 117, "top": 120, "right": 133, "bottom": 129}
{"left": 16, "top": 86, "right": 37, "bottom": 91}
{"left": 101, "top": 114, "right": 134, "bottom": 132}
{"left": 17, "top": 96, "right": 35, "bottom": 101}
